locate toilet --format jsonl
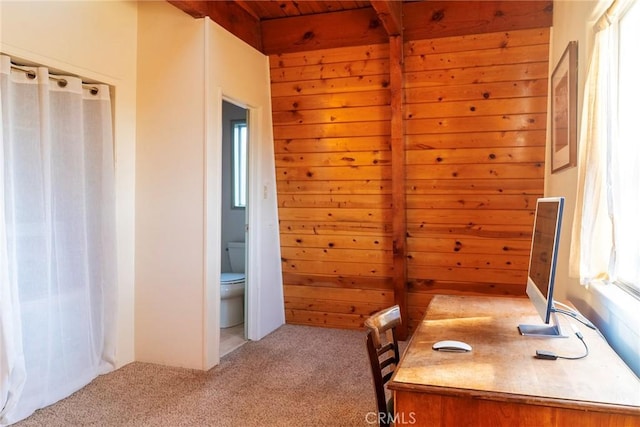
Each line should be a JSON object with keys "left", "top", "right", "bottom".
{"left": 220, "top": 241, "right": 245, "bottom": 328}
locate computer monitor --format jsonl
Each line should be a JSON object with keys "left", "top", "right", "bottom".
{"left": 518, "top": 197, "right": 566, "bottom": 338}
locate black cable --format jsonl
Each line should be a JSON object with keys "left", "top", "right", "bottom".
{"left": 555, "top": 330, "right": 589, "bottom": 360}
{"left": 552, "top": 307, "right": 605, "bottom": 339}
{"left": 552, "top": 307, "right": 597, "bottom": 330}
{"left": 535, "top": 324, "right": 590, "bottom": 361}
{"left": 535, "top": 305, "right": 595, "bottom": 361}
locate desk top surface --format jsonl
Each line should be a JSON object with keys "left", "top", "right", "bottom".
{"left": 389, "top": 295, "right": 640, "bottom": 413}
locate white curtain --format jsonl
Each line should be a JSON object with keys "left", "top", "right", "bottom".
{"left": 0, "top": 55, "right": 116, "bottom": 426}
{"left": 569, "top": 0, "right": 637, "bottom": 284}
{"left": 568, "top": 12, "right": 615, "bottom": 283}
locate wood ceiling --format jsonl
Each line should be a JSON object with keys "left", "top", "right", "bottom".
{"left": 168, "top": 1, "right": 552, "bottom": 55}
{"left": 168, "top": 0, "right": 403, "bottom": 54}
{"left": 233, "top": 0, "right": 372, "bottom": 19}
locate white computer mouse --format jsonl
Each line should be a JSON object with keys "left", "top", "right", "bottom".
{"left": 432, "top": 340, "right": 472, "bottom": 352}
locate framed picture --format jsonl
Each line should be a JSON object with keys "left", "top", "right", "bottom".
{"left": 551, "top": 41, "right": 578, "bottom": 173}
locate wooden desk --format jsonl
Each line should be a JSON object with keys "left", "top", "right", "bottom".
{"left": 388, "top": 295, "right": 640, "bottom": 426}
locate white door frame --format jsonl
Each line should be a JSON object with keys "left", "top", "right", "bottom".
{"left": 203, "top": 18, "right": 285, "bottom": 370}
{"left": 203, "top": 91, "right": 274, "bottom": 369}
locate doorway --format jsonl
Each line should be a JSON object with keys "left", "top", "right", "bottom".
{"left": 220, "top": 100, "right": 248, "bottom": 356}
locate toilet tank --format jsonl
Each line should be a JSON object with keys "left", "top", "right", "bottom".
{"left": 227, "top": 242, "right": 245, "bottom": 273}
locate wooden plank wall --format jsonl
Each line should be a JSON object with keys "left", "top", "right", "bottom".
{"left": 403, "top": 28, "right": 548, "bottom": 330}
{"left": 271, "top": 25, "right": 549, "bottom": 332}
{"left": 271, "top": 44, "right": 395, "bottom": 328}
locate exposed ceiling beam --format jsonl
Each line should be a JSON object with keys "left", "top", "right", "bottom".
{"left": 233, "top": 0, "right": 261, "bottom": 21}
{"left": 168, "top": 0, "right": 263, "bottom": 52}
{"left": 370, "top": 0, "right": 403, "bottom": 37}
{"left": 167, "top": 0, "right": 209, "bottom": 18}
{"left": 261, "top": 7, "right": 388, "bottom": 55}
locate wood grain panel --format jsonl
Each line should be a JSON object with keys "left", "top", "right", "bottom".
{"left": 403, "top": 1, "right": 553, "bottom": 41}
{"left": 406, "top": 178, "right": 543, "bottom": 195}
{"left": 405, "top": 97, "right": 547, "bottom": 119}
{"left": 271, "top": 58, "right": 388, "bottom": 82}
{"left": 276, "top": 164, "right": 390, "bottom": 180}
{"left": 406, "top": 194, "right": 537, "bottom": 210}
{"left": 269, "top": 44, "right": 389, "bottom": 68}
{"left": 370, "top": 0, "right": 402, "bottom": 36}
{"left": 275, "top": 136, "right": 390, "bottom": 153}
{"left": 281, "top": 246, "right": 391, "bottom": 264}
{"left": 238, "top": 0, "right": 371, "bottom": 21}
{"left": 405, "top": 113, "right": 547, "bottom": 134}
{"left": 406, "top": 209, "right": 534, "bottom": 226}
{"left": 404, "top": 44, "right": 549, "bottom": 72}
{"left": 271, "top": 24, "right": 549, "bottom": 330}
{"left": 169, "top": 1, "right": 262, "bottom": 51}
{"left": 285, "top": 308, "right": 366, "bottom": 328}
{"left": 406, "top": 130, "right": 546, "bottom": 150}
{"left": 275, "top": 150, "right": 390, "bottom": 167}
{"left": 280, "top": 233, "right": 392, "bottom": 250}
{"left": 277, "top": 207, "right": 391, "bottom": 222}
{"left": 285, "top": 296, "right": 392, "bottom": 317}
{"left": 406, "top": 147, "right": 545, "bottom": 165}
{"left": 273, "top": 121, "right": 390, "bottom": 138}
{"left": 271, "top": 90, "right": 390, "bottom": 111}
{"left": 410, "top": 265, "right": 527, "bottom": 284}
{"left": 262, "top": 7, "right": 388, "bottom": 54}
{"left": 407, "top": 251, "right": 529, "bottom": 270}
{"left": 282, "top": 259, "right": 393, "bottom": 277}
{"left": 271, "top": 45, "right": 393, "bottom": 328}
{"left": 272, "top": 105, "right": 390, "bottom": 125}
{"left": 405, "top": 62, "right": 548, "bottom": 88}
{"left": 283, "top": 273, "right": 392, "bottom": 291}
{"left": 285, "top": 283, "right": 393, "bottom": 303}
{"left": 407, "top": 223, "right": 532, "bottom": 240}
{"left": 280, "top": 221, "right": 391, "bottom": 236}
{"left": 407, "top": 291, "right": 433, "bottom": 308}
{"left": 271, "top": 75, "right": 391, "bottom": 97}
{"left": 406, "top": 163, "right": 543, "bottom": 180}
{"left": 405, "top": 79, "right": 548, "bottom": 104}
{"left": 392, "top": 392, "right": 560, "bottom": 427}
{"left": 405, "top": 27, "right": 550, "bottom": 55}
{"left": 408, "top": 280, "right": 523, "bottom": 299}
{"left": 278, "top": 193, "right": 392, "bottom": 209}
{"left": 277, "top": 179, "right": 391, "bottom": 195}
{"left": 408, "top": 236, "right": 531, "bottom": 255}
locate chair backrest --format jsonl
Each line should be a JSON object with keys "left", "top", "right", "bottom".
{"left": 364, "top": 305, "right": 401, "bottom": 426}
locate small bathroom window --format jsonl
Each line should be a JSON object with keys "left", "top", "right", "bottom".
{"left": 232, "top": 120, "right": 247, "bottom": 208}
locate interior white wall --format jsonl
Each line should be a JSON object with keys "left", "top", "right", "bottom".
{"left": 548, "top": 0, "right": 640, "bottom": 375}
{"left": 135, "top": 1, "right": 206, "bottom": 369}
{"left": 204, "top": 18, "right": 284, "bottom": 368}
{"left": 0, "top": 0, "right": 138, "bottom": 368}
{"left": 136, "top": 4, "right": 284, "bottom": 370}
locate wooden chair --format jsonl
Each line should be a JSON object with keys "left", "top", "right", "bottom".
{"left": 364, "top": 305, "right": 402, "bottom": 427}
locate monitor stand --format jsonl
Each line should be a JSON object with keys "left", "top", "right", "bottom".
{"left": 518, "top": 312, "right": 567, "bottom": 338}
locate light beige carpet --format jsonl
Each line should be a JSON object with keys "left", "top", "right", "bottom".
{"left": 14, "top": 324, "right": 380, "bottom": 426}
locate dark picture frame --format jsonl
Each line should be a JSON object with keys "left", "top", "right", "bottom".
{"left": 550, "top": 41, "right": 578, "bottom": 173}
